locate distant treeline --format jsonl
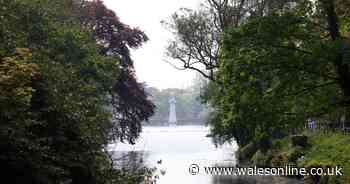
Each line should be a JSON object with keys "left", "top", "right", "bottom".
{"left": 146, "top": 85, "right": 211, "bottom": 126}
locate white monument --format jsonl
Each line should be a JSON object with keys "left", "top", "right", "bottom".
{"left": 168, "top": 96, "right": 177, "bottom": 125}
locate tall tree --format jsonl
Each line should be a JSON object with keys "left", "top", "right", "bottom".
{"left": 164, "top": 0, "right": 295, "bottom": 81}
{"left": 206, "top": 0, "right": 350, "bottom": 147}
{"left": 0, "top": 0, "right": 154, "bottom": 183}
{"left": 77, "top": 0, "right": 155, "bottom": 144}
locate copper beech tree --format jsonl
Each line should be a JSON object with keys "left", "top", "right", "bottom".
{"left": 78, "top": 0, "right": 155, "bottom": 144}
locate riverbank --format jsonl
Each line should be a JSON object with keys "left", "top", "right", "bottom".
{"left": 237, "top": 132, "right": 350, "bottom": 184}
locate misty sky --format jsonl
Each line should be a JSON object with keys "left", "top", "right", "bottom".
{"left": 103, "top": 0, "right": 202, "bottom": 89}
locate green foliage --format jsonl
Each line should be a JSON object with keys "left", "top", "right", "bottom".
{"left": 205, "top": 0, "right": 350, "bottom": 148}
{"left": 300, "top": 133, "right": 350, "bottom": 183}
{"left": 163, "top": 6, "right": 220, "bottom": 81}
{"left": 237, "top": 142, "right": 259, "bottom": 163}
{"left": 291, "top": 135, "right": 309, "bottom": 147}
{"left": 268, "top": 133, "right": 350, "bottom": 183}
{"left": 251, "top": 150, "right": 273, "bottom": 167}
{"left": 0, "top": 0, "right": 152, "bottom": 183}
{"left": 0, "top": 48, "right": 38, "bottom": 114}
{"left": 287, "top": 147, "right": 305, "bottom": 163}
{"left": 272, "top": 136, "right": 290, "bottom": 149}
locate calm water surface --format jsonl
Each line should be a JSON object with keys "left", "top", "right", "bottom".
{"left": 110, "top": 126, "right": 301, "bottom": 184}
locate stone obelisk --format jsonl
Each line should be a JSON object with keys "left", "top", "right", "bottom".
{"left": 168, "top": 96, "right": 177, "bottom": 126}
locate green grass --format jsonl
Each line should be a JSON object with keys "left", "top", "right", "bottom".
{"left": 300, "top": 132, "right": 350, "bottom": 184}
{"left": 267, "top": 132, "right": 350, "bottom": 183}
{"left": 241, "top": 132, "right": 350, "bottom": 183}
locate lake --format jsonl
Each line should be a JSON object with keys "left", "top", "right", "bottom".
{"left": 109, "top": 126, "right": 302, "bottom": 184}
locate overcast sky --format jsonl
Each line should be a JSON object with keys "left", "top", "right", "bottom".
{"left": 103, "top": 0, "right": 202, "bottom": 89}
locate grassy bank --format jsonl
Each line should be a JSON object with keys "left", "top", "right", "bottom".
{"left": 237, "top": 132, "right": 350, "bottom": 183}
{"left": 300, "top": 132, "right": 350, "bottom": 184}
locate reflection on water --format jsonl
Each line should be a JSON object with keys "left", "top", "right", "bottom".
{"left": 109, "top": 126, "right": 301, "bottom": 184}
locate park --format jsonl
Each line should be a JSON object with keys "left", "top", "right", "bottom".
{"left": 0, "top": 0, "right": 350, "bottom": 184}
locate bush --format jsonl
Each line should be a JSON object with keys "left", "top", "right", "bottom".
{"left": 251, "top": 150, "right": 272, "bottom": 167}
{"left": 287, "top": 148, "right": 305, "bottom": 163}
{"left": 291, "top": 135, "right": 308, "bottom": 147}
{"left": 300, "top": 133, "right": 350, "bottom": 183}
{"left": 304, "top": 161, "right": 338, "bottom": 184}
{"left": 271, "top": 152, "right": 289, "bottom": 167}
{"left": 237, "top": 142, "right": 259, "bottom": 163}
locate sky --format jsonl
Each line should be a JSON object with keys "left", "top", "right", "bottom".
{"left": 103, "top": 0, "right": 202, "bottom": 89}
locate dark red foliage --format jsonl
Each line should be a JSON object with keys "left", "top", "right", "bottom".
{"left": 78, "top": 0, "right": 155, "bottom": 143}
{"left": 80, "top": 0, "right": 148, "bottom": 67}
{"left": 111, "top": 72, "right": 155, "bottom": 144}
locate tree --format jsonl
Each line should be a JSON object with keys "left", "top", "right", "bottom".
{"left": 206, "top": 0, "right": 350, "bottom": 147}
{"left": 0, "top": 0, "right": 154, "bottom": 183}
{"left": 77, "top": 0, "right": 155, "bottom": 144}
{"left": 164, "top": 0, "right": 296, "bottom": 81}
{"left": 164, "top": 7, "right": 220, "bottom": 81}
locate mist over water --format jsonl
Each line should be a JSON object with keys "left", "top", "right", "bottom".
{"left": 110, "top": 126, "right": 301, "bottom": 184}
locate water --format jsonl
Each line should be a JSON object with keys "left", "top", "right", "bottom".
{"left": 109, "top": 126, "right": 301, "bottom": 184}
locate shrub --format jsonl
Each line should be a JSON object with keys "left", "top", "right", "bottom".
{"left": 291, "top": 135, "right": 308, "bottom": 147}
